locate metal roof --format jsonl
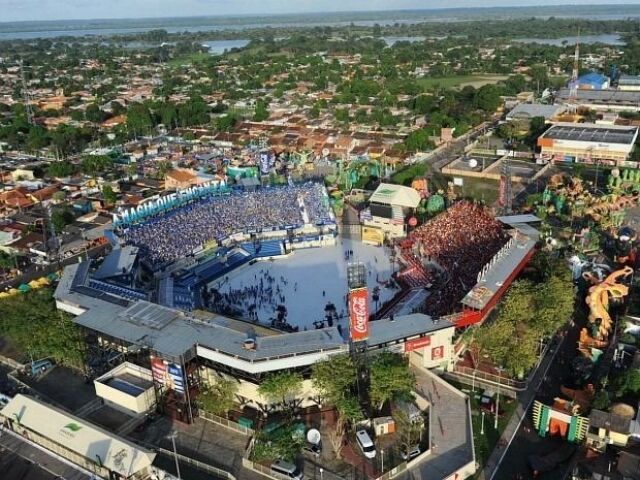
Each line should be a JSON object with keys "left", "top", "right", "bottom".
{"left": 557, "top": 87, "right": 640, "bottom": 104}
{"left": 461, "top": 231, "right": 537, "bottom": 311}
{"left": 506, "top": 103, "right": 565, "bottom": 120}
{"left": 495, "top": 214, "right": 542, "bottom": 225}
{"left": 618, "top": 75, "right": 640, "bottom": 86}
{"left": 368, "top": 313, "right": 453, "bottom": 347}
{"left": 541, "top": 122, "right": 638, "bottom": 145}
{"left": 0, "top": 394, "right": 155, "bottom": 477}
{"left": 369, "top": 183, "right": 421, "bottom": 208}
{"left": 93, "top": 246, "right": 138, "bottom": 280}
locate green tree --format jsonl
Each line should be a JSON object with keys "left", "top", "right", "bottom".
{"left": 85, "top": 103, "right": 105, "bottom": 123}
{"left": 0, "top": 251, "right": 17, "bottom": 271}
{"left": 101, "top": 184, "right": 117, "bottom": 205}
{"left": 369, "top": 352, "right": 415, "bottom": 410}
{"left": 475, "top": 84, "right": 502, "bottom": 113}
{"left": 47, "top": 161, "right": 76, "bottom": 178}
{"left": 0, "top": 288, "right": 85, "bottom": 369}
{"left": 258, "top": 371, "right": 303, "bottom": 409}
{"left": 215, "top": 113, "right": 238, "bottom": 132}
{"left": 252, "top": 424, "right": 305, "bottom": 463}
{"left": 52, "top": 191, "right": 67, "bottom": 202}
{"left": 311, "top": 354, "right": 356, "bottom": 405}
{"left": 614, "top": 369, "right": 640, "bottom": 397}
{"left": 253, "top": 100, "right": 270, "bottom": 122}
{"left": 592, "top": 390, "right": 611, "bottom": 410}
{"left": 199, "top": 376, "right": 238, "bottom": 416}
{"left": 81, "top": 155, "right": 113, "bottom": 178}
{"left": 51, "top": 207, "right": 74, "bottom": 234}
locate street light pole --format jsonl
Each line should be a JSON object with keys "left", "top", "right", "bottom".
{"left": 381, "top": 449, "right": 384, "bottom": 473}
{"left": 481, "top": 411, "right": 485, "bottom": 435}
{"left": 169, "top": 431, "right": 182, "bottom": 480}
{"left": 494, "top": 368, "right": 503, "bottom": 430}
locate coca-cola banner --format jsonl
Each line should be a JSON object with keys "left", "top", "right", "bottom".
{"left": 404, "top": 336, "right": 431, "bottom": 353}
{"left": 349, "top": 287, "right": 369, "bottom": 342}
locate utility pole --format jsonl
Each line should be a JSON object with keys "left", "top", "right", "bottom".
{"left": 168, "top": 431, "right": 182, "bottom": 480}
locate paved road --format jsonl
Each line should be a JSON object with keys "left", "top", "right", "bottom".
{"left": 0, "top": 427, "right": 91, "bottom": 480}
{"left": 402, "top": 367, "right": 475, "bottom": 480}
{"left": 483, "top": 317, "right": 581, "bottom": 480}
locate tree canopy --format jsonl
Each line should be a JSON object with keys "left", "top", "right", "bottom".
{"left": 369, "top": 352, "right": 415, "bottom": 410}
{"left": 311, "top": 353, "right": 357, "bottom": 405}
{"left": 0, "top": 288, "right": 85, "bottom": 369}
{"left": 258, "top": 371, "right": 303, "bottom": 409}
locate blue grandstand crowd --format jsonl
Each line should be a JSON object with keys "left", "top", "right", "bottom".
{"left": 121, "top": 183, "right": 333, "bottom": 266}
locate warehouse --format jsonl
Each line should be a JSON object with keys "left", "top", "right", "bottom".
{"left": 618, "top": 74, "right": 640, "bottom": 92}
{"left": 556, "top": 88, "right": 640, "bottom": 112}
{"left": 537, "top": 122, "right": 639, "bottom": 166}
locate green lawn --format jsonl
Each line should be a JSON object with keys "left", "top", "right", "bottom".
{"left": 446, "top": 175, "right": 500, "bottom": 205}
{"left": 168, "top": 51, "right": 212, "bottom": 67}
{"left": 417, "top": 75, "right": 509, "bottom": 90}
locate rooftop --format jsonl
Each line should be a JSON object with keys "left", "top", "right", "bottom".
{"left": 540, "top": 122, "right": 639, "bottom": 145}
{"left": 557, "top": 87, "right": 640, "bottom": 104}
{"left": 589, "top": 408, "right": 632, "bottom": 433}
{"left": 93, "top": 245, "right": 139, "bottom": 280}
{"left": 461, "top": 230, "right": 537, "bottom": 310}
{"left": 369, "top": 183, "right": 421, "bottom": 208}
{"left": 0, "top": 394, "right": 155, "bottom": 476}
{"left": 368, "top": 313, "right": 454, "bottom": 347}
{"left": 506, "top": 103, "right": 565, "bottom": 120}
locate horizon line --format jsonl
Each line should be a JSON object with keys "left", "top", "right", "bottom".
{"left": 1, "top": 2, "right": 640, "bottom": 26}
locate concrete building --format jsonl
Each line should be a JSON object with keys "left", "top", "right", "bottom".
{"left": 505, "top": 103, "right": 566, "bottom": 123}
{"left": 0, "top": 394, "right": 157, "bottom": 479}
{"left": 360, "top": 183, "right": 421, "bottom": 240}
{"left": 54, "top": 262, "right": 456, "bottom": 419}
{"left": 618, "top": 74, "right": 640, "bottom": 92}
{"left": 94, "top": 362, "right": 156, "bottom": 415}
{"left": 537, "top": 122, "right": 639, "bottom": 166}
{"left": 556, "top": 88, "right": 640, "bottom": 112}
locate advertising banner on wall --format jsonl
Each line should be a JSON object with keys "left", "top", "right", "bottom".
{"left": 151, "top": 357, "right": 167, "bottom": 386}
{"left": 431, "top": 346, "right": 445, "bottom": 361}
{"left": 349, "top": 287, "right": 369, "bottom": 342}
{"left": 167, "top": 363, "right": 185, "bottom": 394}
{"left": 404, "top": 336, "right": 432, "bottom": 353}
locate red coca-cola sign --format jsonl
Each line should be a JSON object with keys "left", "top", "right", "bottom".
{"left": 349, "top": 287, "right": 369, "bottom": 341}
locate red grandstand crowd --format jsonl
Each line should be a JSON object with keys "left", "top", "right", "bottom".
{"left": 407, "top": 201, "right": 508, "bottom": 316}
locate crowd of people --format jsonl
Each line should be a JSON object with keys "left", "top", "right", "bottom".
{"left": 408, "top": 201, "right": 507, "bottom": 316}
{"left": 122, "top": 183, "right": 332, "bottom": 266}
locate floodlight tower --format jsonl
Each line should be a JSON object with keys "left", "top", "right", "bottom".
{"left": 347, "top": 261, "right": 369, "bottom": 402}
{"left": 500, "top": 158, "right": 513, "bottom": 215}
{"left": 19, "top": 60, "right": 35, "bottom": 126}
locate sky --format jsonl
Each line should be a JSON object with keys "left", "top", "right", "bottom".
{"left": 1, "top": 0, "right": 640, "bottom": 22}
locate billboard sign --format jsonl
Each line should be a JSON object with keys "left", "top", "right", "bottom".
{"left": 168, "top": 363, "right": 185, "bottom": 394}
{"left": 431, "top": 346, "right": 445, "bottom": 361}
{"left": 404, "top": 336, "right": 432, "bottom": 353}
{"left": 151, "top": 357, "right": 167, "bottom": 385}
{"left": 349, "top": 287, "right": 369, "bottom": 342}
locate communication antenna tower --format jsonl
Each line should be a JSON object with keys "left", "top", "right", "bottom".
{"left": 569, "top": 28, "right": 581, "bottom": 113}
{"left": 19, "top": 60, "right": 35, "bottom": 126}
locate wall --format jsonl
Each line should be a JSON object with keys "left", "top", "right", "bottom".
{"left": 201, "top": 367, "right": 322, "bottom": 411}
{"left": 407, "top": 327, "right": 455, "bottom": 370}
{"left": 94, "top": 380, "right": 155, "bottom": 415}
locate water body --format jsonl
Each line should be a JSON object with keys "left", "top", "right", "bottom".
{"left": 514, "top": 34, "right": 625, "bottom": 46}
{"left": 201, "top": 39, "right": 251, "bottom": 54}
{"left": 383, "top": 36, "right": 426, "bottom": 47}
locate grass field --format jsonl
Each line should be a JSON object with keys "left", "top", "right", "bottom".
{"left": 417, "top": 74, "right": 509, "bottom": 90}
{"left": 168, "top": 51, "right": 212, "bottom": 67}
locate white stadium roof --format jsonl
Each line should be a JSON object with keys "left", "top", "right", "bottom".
{"left": 1, "top": 394, "right": 155, "bottom": 477}
{"left": 369, "top": 183, "right": 421, "bottom": 208}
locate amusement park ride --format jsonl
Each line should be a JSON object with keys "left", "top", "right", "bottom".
{"left": 531, "top": 166, "right": 640, "bottom": 446}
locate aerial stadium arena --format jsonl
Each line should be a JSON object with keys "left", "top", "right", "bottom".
{"left": 55, "top": 180, "right": 538, "bottom": 433}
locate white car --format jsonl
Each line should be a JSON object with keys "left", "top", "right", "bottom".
{"left": 356, "top": 429, "right": 376, "bottom": 459}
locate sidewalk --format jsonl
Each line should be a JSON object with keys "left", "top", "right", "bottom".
{"left": 479, "top": 334, "right": 565, "bottom": 480}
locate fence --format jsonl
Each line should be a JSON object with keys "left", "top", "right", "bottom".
{"left": 199, "top": 410, "right": 254, "bottom": 436}
{"left": 446, "top": 366, "right": 527, "bottom": 395}
{"left": 157, "top": 447, "right": 236, "bottom": 480}
{"left": 0, "top": 354, "right": 24, "bottom": 371}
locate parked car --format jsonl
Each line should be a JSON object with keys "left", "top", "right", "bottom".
{"left": 356, "top": 429, "right": 376, "bottom": 459}
{"left": 400, "top": 445, "right": 421, "bottom": 461}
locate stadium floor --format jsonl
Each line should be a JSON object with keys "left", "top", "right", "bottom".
{"left": 208, "top": 238, "right": 399, "bottom": 331}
